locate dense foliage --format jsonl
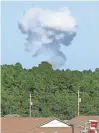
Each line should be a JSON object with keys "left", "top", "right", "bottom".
{"left": 1, "top": 62, "right": 99, "bottom": 119}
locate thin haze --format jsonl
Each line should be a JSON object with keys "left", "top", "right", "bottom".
{"left": 18, "top": 7, "right": 77, "bottom": 69}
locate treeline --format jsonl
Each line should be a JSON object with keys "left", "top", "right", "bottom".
{"left": 1, "top": 62, "right": 99, "bottom": 119}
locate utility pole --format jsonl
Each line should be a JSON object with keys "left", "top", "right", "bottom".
{"left": 78, "top": 90, "right": 80, "bottom": 116}
{"left": 29, "top": 93, "right": 32, "bottom": 117}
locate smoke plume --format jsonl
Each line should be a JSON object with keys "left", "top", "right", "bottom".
{"left": 18, "top": 7, "right": 77, "bottom": 69}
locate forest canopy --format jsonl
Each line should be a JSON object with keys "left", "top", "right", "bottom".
{"left": 1, "top": 62, "right": 99, "bottom": 119}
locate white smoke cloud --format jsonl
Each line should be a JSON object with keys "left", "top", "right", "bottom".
{"left": 18, "top": 7, "right": 77, "bottom": 69}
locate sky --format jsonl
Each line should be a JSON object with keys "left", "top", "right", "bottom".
{"left": 1, "top": 1, "right": 99, "bottom": 71}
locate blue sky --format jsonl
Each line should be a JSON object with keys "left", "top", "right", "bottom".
{"left": 1, "top": 1, "right": 99, "bottom": 70}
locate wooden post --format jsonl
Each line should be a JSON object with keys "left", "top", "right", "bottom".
{"left": 29, "top": 93, "right": 32, "bottom": 117}
{"left": 78, "top": 90, "right": 80, "bottom": 116}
